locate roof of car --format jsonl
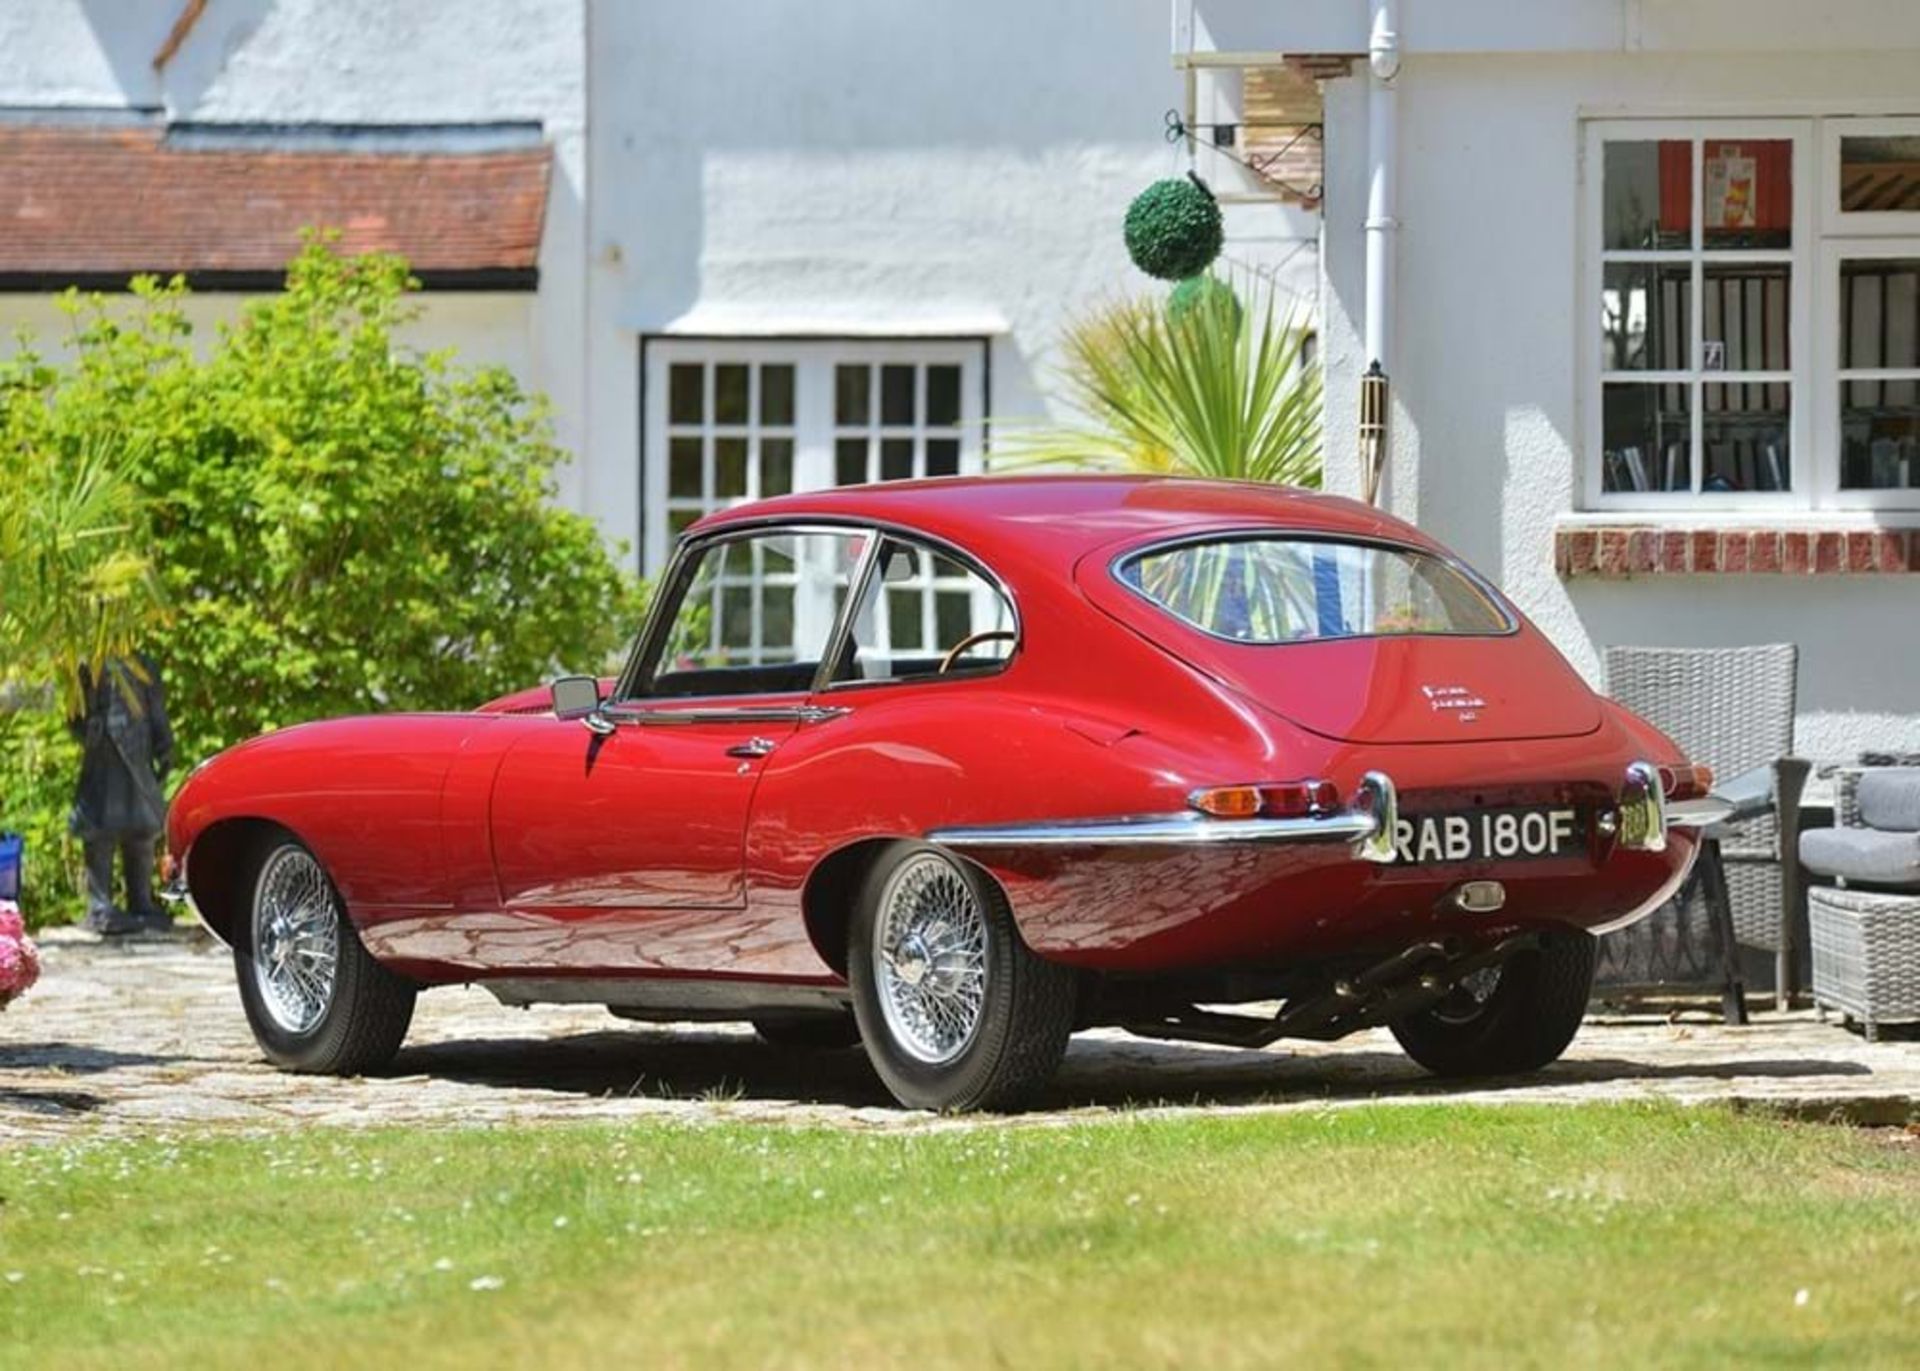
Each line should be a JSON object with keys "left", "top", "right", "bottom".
{"left": 691, "top": 475, "right": 1430, "bottom": 572}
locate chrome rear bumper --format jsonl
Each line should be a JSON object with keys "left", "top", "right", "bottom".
{"left": 932, "top": 762, "right": 1725, "bottom": 862}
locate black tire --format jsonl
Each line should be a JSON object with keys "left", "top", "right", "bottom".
{"left": 848, "top": 842, "right": 1076, "bottom": 1112}
{"left": 1390, "top": 930, "right": 1597, "bottom": 1077}
{"left": 234, "top": 834, "right": 416, "bottom": 1075}
{"left": 751, "top": 1013, "right": 861, "bottom": 1050}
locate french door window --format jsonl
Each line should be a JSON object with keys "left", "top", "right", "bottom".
{"left": 642, "top": 339, "right": 986, "bottom": 571}
{"left": 1585, "top": 116, "right": 1920, "bottom": 513}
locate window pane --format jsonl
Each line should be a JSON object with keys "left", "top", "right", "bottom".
{"left": 669, "top": 364, "right": 703, "bottom": 424}
{"left": 715, "top": 437, "right": 748, "bottom": 498}
{"left": 1841, "top": 382, "right": 1920, "bottom": 489}
{"left": 835, "top": 365, "right": 870, "bottom": 424}
{"left": 761, "top": 437, "right": 793, "bottom": 496}
{"left": 1701, "top": 140, "right": 1791, "bottom": 250}
{"left": 1840, "top": 258, "right": 1920, "bottom": 371}
{"left": 926, "top": 365, "right": 962, "bottom": 426}
{"left": 1703, "top": 262, "right": 1790, "bottom": 371}
{"left": 1119, "top": 540, "right": 1510, "bottom": 643}
{"left": 714, "top": 365, "right": 750, "bottom": 424}
{"left": 760, "top": 365, "right": 794, "bottom": 425}
{"left": 1839, "top": 135, "right": 1920, "bottom": 214}
{"left": 761, "top": 585, "right": 795, "bottom": 652}
{"left": 648, "top": 532, "right": 864, "bottom": 693}
{"left": 668, "top": 507, "right": 701, "bottom": 540}
{"left": 720, "top": 585, "right": 754, "bottom": 649}
{"left": 1603, "top": 140, "right": 1689, "bottom": 250}
{"left": 881, "top": 364, "right": 915, "bottom": 424}
{"left": 835, "top": 437, "right": 868, "bottom": 486}
{"left": 926, "top": 437, "right": 960, "bottom": 477}
{"left": 668, "top": 436, "right": 703, "bottom": 498}
{"left": 935, "top": 591, "right": 973, "bottom": 648}
{"left": 1602, "top": 383, "right": 1692, "bottom": 493}
{"left": 881, "top": 437, "right": 914, "bottom": 481}
{"left": 1602, "top": 262, "right": 1689, "bottom": 371}
{"left": 1702, "top": 383, "right": 1789, "bottom": 493}
{"left": 887, "top": 589, "right": 923, "bottom": 650}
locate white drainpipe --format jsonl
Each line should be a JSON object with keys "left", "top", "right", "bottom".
{"left": 1364, "top": 0, "right": 1400, "bottom": 372}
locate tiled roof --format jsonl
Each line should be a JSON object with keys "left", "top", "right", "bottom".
{"left": 0, "top": 123, "right": 549, "bottom": 290}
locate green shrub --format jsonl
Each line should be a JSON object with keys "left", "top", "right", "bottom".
{"left": 0, "top": 706, "right": 83, "bottom": 928}
{"left": 0, "top": 236, "right": 645, "bottom": 925}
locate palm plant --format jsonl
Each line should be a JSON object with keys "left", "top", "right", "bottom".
{"left": 0, "top": 436, "right": 162, "bottom": 716}
{"left": 1000, "top": 273, "right": 1321, "bottom": 485}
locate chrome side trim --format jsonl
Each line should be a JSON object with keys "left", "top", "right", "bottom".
{"left": 929, "top": 808, "right": 1376, "bottom": 850}
{"left": 605, "top": 704, "right": 849, "bottom": 727}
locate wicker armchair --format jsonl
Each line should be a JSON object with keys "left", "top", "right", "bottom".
{"left": 1802, "top": 767, "right": 1920, "bottom": 1040}
{"left": 1601, "top": 644, "right": 1809, "bottom": 1009}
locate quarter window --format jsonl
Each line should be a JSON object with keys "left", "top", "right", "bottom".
{"left": 838, "top": 538, "right": 1016, "bottom": 683}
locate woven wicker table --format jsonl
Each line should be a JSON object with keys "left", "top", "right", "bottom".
{"left": 1808, "top": 885, "right": 1920, "bottom": 1040}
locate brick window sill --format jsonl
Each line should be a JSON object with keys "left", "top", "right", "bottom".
{"left": 1555, "top": 525, "right": 1919, "bottom": 579}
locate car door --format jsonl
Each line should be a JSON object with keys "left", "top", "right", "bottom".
{"left": 487, "top": 526, "right": 868, "bottom": 934}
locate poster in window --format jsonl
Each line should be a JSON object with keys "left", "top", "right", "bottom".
{"left": 1706, "top": 149, "right": 1757, "bottom": 230}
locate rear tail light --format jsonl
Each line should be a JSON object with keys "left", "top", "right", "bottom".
{"left": 1658, "top": 763, "right": 1714, "bottom": 802}
{"left": 1189, "top": 780, "right": 1341, "bottom": 820}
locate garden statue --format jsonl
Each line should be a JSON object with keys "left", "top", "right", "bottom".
{"left": 69, "top": 655, "right": 173, "bottom": 936}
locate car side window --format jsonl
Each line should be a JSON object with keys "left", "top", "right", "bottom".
{"left": 641, "top": 529, "right": 866, "bottom": 698}
{"left": 835, "top": 537, "right": 1016, "bottom": 684}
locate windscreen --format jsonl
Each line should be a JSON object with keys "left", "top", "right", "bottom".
{"left": 1117, "top": 537, "right": 1512, "bottom": 644}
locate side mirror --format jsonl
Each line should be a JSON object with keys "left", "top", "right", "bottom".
{"left": 549, "top": 675, "right": 613, "bottom": 735}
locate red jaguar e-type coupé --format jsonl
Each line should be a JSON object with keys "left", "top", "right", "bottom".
{"left": 166, "top": 476, "right": 1725, "bottom": 1110}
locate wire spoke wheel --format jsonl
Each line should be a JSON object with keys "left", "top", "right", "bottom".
{"left": 250, "top": 846, "right": 340, "bottom": 1036}
{"left": 872, "top": 853, "right": 989, "bottom": 1065}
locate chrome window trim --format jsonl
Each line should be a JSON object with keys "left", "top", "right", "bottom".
{"left": 1107, "top": 528, "right": 1520, "bottom": 646}
{"left": 603, "top": 703, "right": 850, "bottom": 727}
{"left": 615, "top": 513, "right": 1024, "bottom": 705}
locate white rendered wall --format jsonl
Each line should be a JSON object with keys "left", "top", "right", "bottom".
{"left": 1317, "top": 46, "right": 1920, "bottom": 761}
{"left": 0, "top": 0, "right": 586, "bottom": 504}
{"left": 586, "top": 0, "right": 1320, "bottom": 572}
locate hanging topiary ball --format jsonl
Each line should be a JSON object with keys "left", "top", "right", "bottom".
{"left": 1124, "top": 174, "right": 1223, "bottom": 282}
{"left": 1167, "top": 273, "right": 1242, "bottom": 329}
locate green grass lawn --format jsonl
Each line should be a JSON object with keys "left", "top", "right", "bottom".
{"left": 0, "top": 1104, "right": 1914, "bottom": 1369}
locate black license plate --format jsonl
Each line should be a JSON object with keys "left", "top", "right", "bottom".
{"left": 1392, "top": 807, "right": 1585, "bottom": 865}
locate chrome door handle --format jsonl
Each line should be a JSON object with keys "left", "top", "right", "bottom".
{"left": 726, "top": 737, "right": 778, "bottom": 759}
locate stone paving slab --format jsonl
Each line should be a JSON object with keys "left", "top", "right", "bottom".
{"left": 2, "top": 929, "right": 1916, "bottom": 1146}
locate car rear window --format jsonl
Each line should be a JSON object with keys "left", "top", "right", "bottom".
{"left": 1116, "top": 537, "right": 1512, "bottom": 643}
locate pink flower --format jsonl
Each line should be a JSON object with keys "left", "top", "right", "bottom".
{"left": 0, "top": 900, "right": 39, "bottom": 1008}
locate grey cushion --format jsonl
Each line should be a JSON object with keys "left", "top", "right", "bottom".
{"left": 1857, "top": 768, "right": 1920, "bottom": 833}
{"left": 1801, "top": 826, "right": 1920, "bottom": 887}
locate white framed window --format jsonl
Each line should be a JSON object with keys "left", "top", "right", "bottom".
{"left": 641, "top": 339, "right": 986, "bottom": 571}
{"left": 1583, "top": 116, "right": 1920, "bottom": 514}
{"left": 1585, "top": 120, "right": 1810, "bottom": 510}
